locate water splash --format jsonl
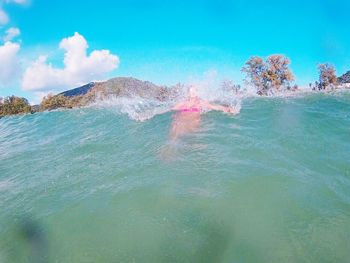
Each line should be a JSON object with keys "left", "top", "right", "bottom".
{"left": 83, "top": 71, "right": 350, "bottom": 122}
{"left": 90, "top": 96, "right": 171, "bottom": 121}
{"left": 89, "top": 78, "right": 243, "bottom": 121}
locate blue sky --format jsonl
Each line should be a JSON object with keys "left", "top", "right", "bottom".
{"left": 1, "top": 0, "right": 350, "bottom": 102}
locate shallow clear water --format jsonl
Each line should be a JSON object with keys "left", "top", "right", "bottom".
{"left": 1, "top": 92, "right": 350, "bottom": 262}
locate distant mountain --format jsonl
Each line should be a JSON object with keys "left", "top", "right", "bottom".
{"left": 100, "top": 77, "right": 183, "bottom": 100}
{"left": 338, "top": 71, "right": 350, "bottom": 84}
{"left": 60, "top": 77, "right": 181, "bottom": 101}
{"left": 59, "top": 82, "right": 95, "bottom": 97}
{"left": 40, "top": 77, "right": 183, "bottom": 111}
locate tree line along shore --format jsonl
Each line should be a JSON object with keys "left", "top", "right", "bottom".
{"left": 1, "top": 54, "right": 350, "bottom": 117}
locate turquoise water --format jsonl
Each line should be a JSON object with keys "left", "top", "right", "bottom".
{"left": 1, "top": 92, "right": 350, "bottom": 262}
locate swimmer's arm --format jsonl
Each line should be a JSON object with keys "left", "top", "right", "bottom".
{"left": 201, "top": 101, "right": 239, "bottom": 114}
{"left": 172, "top": 102, "right": 187, "bottom": 111}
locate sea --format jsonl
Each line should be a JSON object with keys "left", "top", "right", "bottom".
{"left": 0, "top": 89, "right": 350, "bottom": 262}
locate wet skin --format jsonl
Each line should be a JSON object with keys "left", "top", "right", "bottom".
{"left": 170, "top": 96, "right": 202, "bottom": 140}
{"left": 170, "top": 94, "right": 238, "bottom": 140}
{"left": 170, "top": 111, "right": 201, "bottom": 140}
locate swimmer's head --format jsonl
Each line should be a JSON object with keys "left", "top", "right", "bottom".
{"left": 188, "top": 86, "right": 198, "bottom": 98}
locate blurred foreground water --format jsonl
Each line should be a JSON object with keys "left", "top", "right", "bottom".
{"left": 0, "top": 92, "right": 350, "bottom": 262}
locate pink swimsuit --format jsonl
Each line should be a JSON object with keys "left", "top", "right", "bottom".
{"left": 179, "top": 107, "right": 200, "bottom": 113}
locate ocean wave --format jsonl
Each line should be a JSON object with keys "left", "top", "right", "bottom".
{"left": 1, "top": 91, "right": 350, "bottom": 262}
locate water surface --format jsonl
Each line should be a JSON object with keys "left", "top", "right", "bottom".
{"left": 1, "top": 92, "right": 350, "bottom": 262}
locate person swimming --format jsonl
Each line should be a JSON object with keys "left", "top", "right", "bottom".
{"left": 170, "top": 86, "right": 239, "bottom": 140}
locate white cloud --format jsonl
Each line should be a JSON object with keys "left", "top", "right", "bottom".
{"left": 0, "top": 41, "right": 21, "bottom": 87}
{"left": 3, "top": 27, "right": 20, "bottom": 42}
{"left": 32, "top": 91, "right": 50, "bottom": 104}
{"left": 0, "top": 8, "right": 9, "bottom": 25}
{"left": 22, "top": 32, "right": 119, "bottom": 91}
